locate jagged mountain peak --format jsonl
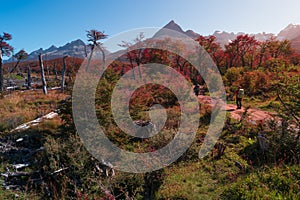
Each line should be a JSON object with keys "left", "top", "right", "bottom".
{"left": 45, "top": 45, "right": 57, "bottom": 52}
{"left": 67, "top": 39, "right": 85, "bottom": 46}
{"left": 278, "top": 24, "right": 300, "bottom": 40}
{"left": 154, "top": 20, "right": 200, "bottom": 39}
{"left": 13, "top": 39, "right": 88, "bottom": 62}
{"left": 163, "top": 20, "right": 185, "bottom": 34}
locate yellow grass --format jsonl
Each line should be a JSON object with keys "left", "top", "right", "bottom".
{"left": 0, "top": 90, "right": 68, "bottom": 132}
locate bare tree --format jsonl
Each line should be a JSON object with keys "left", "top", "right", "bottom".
{"left": 45, "top": 53, "right": 50, "bottom": 80}
{"left": 38, "top": 54, "right": 47, "bottom": 94}
{"left": 27, "top": 65, "right": 31, "bottom": 89}
{"left": 50, "top": 60, "right": 59, "bottom": 80}
{"left": 86, "top": 30, "right": 107, "bottom": 71}
{"left": 61, "top": 56, "right": 68, "bottom": 92}
{"left": 10, "top": 49, "right": 28, "bottom": 73}
{"left": 119, "top": 32, "right": 145, "bottom": 79}
{"left": 0, "top": 32, "right": 13, "bottom": 92}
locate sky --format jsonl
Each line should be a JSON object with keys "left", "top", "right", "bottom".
{"left": 1, "top": 0, "right": 300, "bottom": 55}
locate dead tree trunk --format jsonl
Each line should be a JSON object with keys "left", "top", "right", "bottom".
{"left": 84, "top": 44, "right": 88, "bottom": 57}
{"left": 143, "top": 170, "right": 164, "bottom": 200}
{"left": 86, "top": 45, "right": 94, "bottom": 71}
{"left": 216, "top": 142, "right": 226, "bottom": 159}
{"left": 27, "top": 65, "right": 31, "bottom": 89}
{"left": 61, "top": 56, "right": 67, "bottom": 92}
{"left": 52, "top": 64, "right": 58, "bottom": 80}
{"left": 46, "top": 54, "right": 50, "bottom": 80}
{"left": 68, "top": 70, "right": 73, "bottom": 83}
{"left": 0, "top": 50, "right": 3, "bottom": 92}
{"left": 257, "top": 134, "right": 268, "bottom": 153}
{"left": 99, "top": 45, "right": 106, "bottom": 70}
{"left": 38, "top": 54, "right": 47, "bottom": 95}
{"left": 9, "top": 60, "right": 21, "bottom": 73}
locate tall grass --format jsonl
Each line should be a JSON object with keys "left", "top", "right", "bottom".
{"left": 0, "top": 90, "right": 67, "bottom": 132}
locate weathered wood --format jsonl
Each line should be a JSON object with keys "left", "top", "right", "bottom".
{"left": 27, "top": 65, "right": 31, "bottom": 89}
{"left": 38, "top": 53, "right": 47, "bottom": 94}
{"left": 216, "top": 142, "right": 226, "bottom": 159}
{"left": 52, "top": 64, "right": 58, "bottom": 80}
{"left": 0, "top": 49, "right": 3, "bottom": 92}
{"left": 45, "top": 54, "right": 50, "bottom": 80}
{"left": 1, "top": 171, "right": 39, "bottom": 178}
{"left": 12, "top": 163, "right": 30, "bottom": 171}
{"left": 257, "top": 134, "right": 268, "bottom": 152}
{"left": 51, "top": 167, "right": 68, "bottom": 175}
{"left": 96, "top": 159, "right": 115, "bottom": 177}
{"left": 61, "top": 56, "right": 68, "bottom": 92}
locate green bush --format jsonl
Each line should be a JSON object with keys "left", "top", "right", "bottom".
{"left": 224, "top": 67, "right": 244, "bottom": 87}
{"left": 220, "top": 166, "right": 300, "bottom": 199}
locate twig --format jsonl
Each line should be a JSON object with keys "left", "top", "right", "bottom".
{"left": 1, "top": 171, "right": 39, "bottom": 178}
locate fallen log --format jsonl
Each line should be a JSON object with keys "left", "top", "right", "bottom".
{"left": 51, "top": 167, "right": 69, "bottom": 175}
{"left": 1, "top": 171, "right": 39, "bottom": 178}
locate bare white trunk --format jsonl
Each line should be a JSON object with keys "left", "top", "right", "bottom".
{"left": 38, "top": 54, "right": 47, "bottom": 94}
{"left": 61, "top": 56, "right": 67, "bottom": 92}
{"left": 53, "top": 65, "right": 58, "bottom": 80}
{"left": 45, "top": 54, "right": 50, "bottom": 80}
{"left": 0, "top": 49, "right": 3, "bottom": 92}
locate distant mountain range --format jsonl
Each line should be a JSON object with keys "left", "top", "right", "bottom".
{"left": 5, "top": 39, "right": 88, "bottom": 63}
{"left": 5, "top": 21, "right": 300, "bottom": 63}
{"left": 157, "top": 21, "right": 300, "bottom": 53}
{"left": 27, "top": 39, "right": 88, "bottom": 61}
{"left": 212, "top": 31, "right": 276, "bottom": 48}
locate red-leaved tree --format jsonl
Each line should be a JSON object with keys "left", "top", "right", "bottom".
{"left": 0, "top": 32, "right": 13, "bottom": 92}
{"left": 225, "top": 34, "right": 259, "bottom": 68}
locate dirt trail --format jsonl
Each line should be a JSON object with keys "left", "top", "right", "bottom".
{"left": 198, "top": 95, "right": 275, "bottom": 124}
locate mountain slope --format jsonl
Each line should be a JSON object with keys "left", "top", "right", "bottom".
{"left": 291, "top": 34, "right": 300, "bottom": 53}
{"left": 278, "top": 23, "right": 300, "bottom": 40}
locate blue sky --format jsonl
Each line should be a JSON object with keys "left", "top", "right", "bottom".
{"left": 1, "top": 0, "right": 300, "bottom": 55}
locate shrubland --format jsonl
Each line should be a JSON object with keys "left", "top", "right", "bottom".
{"left": 0, "top": 33, "right": 299, "bottom": 199}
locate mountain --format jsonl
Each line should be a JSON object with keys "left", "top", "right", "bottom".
{"left": 27, "top": 39, "right": 88, "bottom": 61}
{"left": 6, "top": 21, "right": 300, "bottom": 63}
{"left": 213, "top": 31, "right": 275, "bottom": 47}
{"left": 5, "top": 39, "right": 88, "bottom": 63}
{"left": 154, "top": 20, "right": 275, "bottom": 47}
{"left": 153, "top": 20, "right": 200, "bottom": 39}
{"left": 212, "top": 31, "right": 241, "bottom": 47}
{"left": 185, "top": 29, "right": 200, "bottom": 39}
{"left": 291, "top": 35, "right": 300, "bottom": 53}
{"left": 278, "top": 24, "right": 300, "bottom": 40}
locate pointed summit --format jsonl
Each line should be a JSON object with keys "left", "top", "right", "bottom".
{"left": 45, "top": 45, "right": 57, "bottom": 52}
{"left": 162, "top": 20, "right": 185, "bottom": 34}
{"left": 153, "top": 20, "right": 200, "bottom": 39}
